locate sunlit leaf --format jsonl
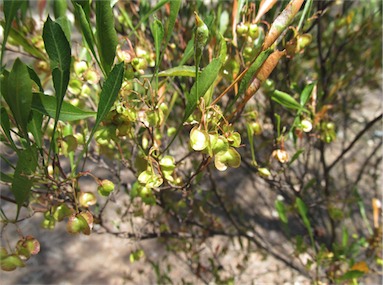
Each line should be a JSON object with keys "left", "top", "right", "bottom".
{"left": 27, "top": 111, "right": 43, "bottom": 148}
{"left": 272, "top": 90, "right": 308, "bottom": 112}
{"left": 185, "top": 58, "right": 222, "bottom": 121}
{"left": 31, "top": 93, "right": 96, "bottom": 121}
{"left": 96, "top": 0, "right": 118, "bottom": 75}
{"left": 300, "top": 82, "right": 316, "bottom": 106}
{"left": 151, "top": 17, "right": 164, "bottom": 67}
{"left": 87, "top": 62, "right": 124, "bottom": 143}
{"left": 73, "top": 3, "right": 99, "bottom": 65}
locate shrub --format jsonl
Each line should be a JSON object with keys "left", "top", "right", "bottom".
{"left": 1, "top": 0, "right": 381, "bottom": 283}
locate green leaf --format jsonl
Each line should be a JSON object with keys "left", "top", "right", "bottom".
{"left": 0, "top": 21, "right": 47, "bottom": 61}
{"left": 179, "top": 37, "right": 195, "bottom": 66}
{"left": 27, "top": 111, "right": 43, "bottom": 148}
{"left": 42, "top": 15, "right": 71, "bottom": 122}
{"left": 42, "top": 16, "right": 71, "bottom": 71}
{"left": 151, "top": 17, "right": 164, "bottom": 67}
{"left": 31, "top": 93, "right": 96, "bottom": 121}
{"left": 1, "top": 0, "right": 23, "bottom": 67}
{"left": 238, "top": 49, "right": 273, "bottom": 97}
{"left": 133, "top": 0, "right": 169, "bottom": 32}
{"left": 0, "top": 172, "right": 13, "bottom": 183}
{"left": 73, "top": 3, "right": 99, "bottom": 67}
{"left": 55, "top": 16, "right": 72, "bottom": 43}
{"left": 53, "top": 0, "right": 68, "bottom": 19}
{"left": 27, "top": 66, "right": 44, "bottom": 92}
{"left": 0, "top": 107, "right": 16, "bottom": 150}
{"left": 142, "top": 66, "right": 198, "bottom": 78}
{"left": 296, "top": 197, "right": 314, "bottom": 245}
{"left": 272, "top": 90, "right": 308, "bottom": 111}
{"left": 225, "top": 49, "right": 273, "bottom": 114}
{"left": 88, "top": 62, "right": 124, "bottom": 142}
{"left": 185, "top": 58, "right": 222, "bottom": 121}
{"left": 72, "top": 0, "right": 91, "bottom": 17}
{"left": 300, "top": 82, "right": 316, "bottom": 106}
{"left": 12, "top": 146, "right": 38, "bottom": 217}
{"left": 275, "top": 200, "right": 288, "bottom": 224}
{"left": 165, "top": 0, "right": 181, "bottom": 45}
{"left": 288, "top": 149, "right": 304, "bottom": 166}
{"left": 96, "top": 0, "right": 118, "bottom": 75}
{"left": 338, "top": 270, "right": 365, "bottom": 281}
{"left": 2, "top": 58, "right": 33, "bottom": 139}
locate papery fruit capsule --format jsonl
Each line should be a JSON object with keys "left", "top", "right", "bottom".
{"left": 97, "top": 179, "right": 115, "bottom": 196}
{"left": 78, "top": 192, "right": 97, "bottom": 207}
{"left": 301, "top": 119, "right": 313, "bottom": 132}
{"left": 272, "top": 149, "right": 289, "bottom": 163}
{"left": 1, "top": 254, "right": 25, "bottom": 271}
{"left": 190, "top": 126, "right": 209, "bottom": 151}
{"left": 214, "top": 147, "right": 241, "bottom": 171}
{"left": 250, "top": 122, "right": 262, "bottom": 135}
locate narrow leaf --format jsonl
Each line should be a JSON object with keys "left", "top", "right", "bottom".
{"left": 288, "top": 149, "right": 304, "bottom": 166}
{"left": 151, "top": 18, "right": 164, "bottom": 66}
{"left": 27, "top": 111, "right": 43, "bottom": 148}
{"left": 185, "top": 58, "right": 222, "bottom": 120}
{"left": 0, "top": 22, "right": 47, "bottom": 61}
{"left": 179, "top": 37, "right": 195, "bottom": 66}
{"left": 272, "top": 90, "right": 307, "bottom": 111}
{"left": 133, "top": 0, "right": 169, "bottom": 32}
{"left": 0, "top": 172, "right": 13, "bottom": 183}
{"left": 142, "top": 66, "right": 198, "bottom": 78}
{"left": 338, "top": 270, "right": 365, "bottom": 281}
{"left": 12, "top": 146, "right": 38, "bottom": 216}
{"left": 275, "top": 200, "right": 288, "bottom": 223}
{"left": 96, "top": 0, "right": 118, "bottom": 75}
{"left": 2, "top": 59, "right": 33, "bottom": 138}
{"left": 73, "top": 3, "right": 99, "bottom": 66}
{"left": 88, "top": 62, "right": 124, "bottom": 142}
{"left": 53, "top": 0, "right": 67, "bottom": 19}
{"left": 31, "top": 93, "right": 96, "bottom": 122}
{"left": 300, "top": 82, "right": 316, "bottom": 106}
{"left": 165, "top": 0, "right": 181, "bottom": 45}
{"left": 1, "top": 0, "right": 23, "bottom": 67}
{"left": 238, "top": 49, "right": 273, "bottom": 97}
{"left": 0, "top": 107, "right": 17, "bottom": 150}
{"left": 27, "top": 66, "right": 44, "bottom": 92}
{"left": 55, "top": 16, "right": 71, "bottom": 43}
{"left": 42, "top": 15, "right": 71, "bottom": 122}
{"left": 42, "top": 16, "right": 71, "bottom": 71}
{"left": 296, "top": 197, "right": 314, "bottom": 244}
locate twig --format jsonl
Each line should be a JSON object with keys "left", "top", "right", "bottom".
{"left": 327, "top": 113, "right": 382, "bottom": 172}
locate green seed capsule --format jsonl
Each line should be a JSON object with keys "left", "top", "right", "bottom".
{"left": 194, "top": 12, "right": 209, "bottom": 54}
